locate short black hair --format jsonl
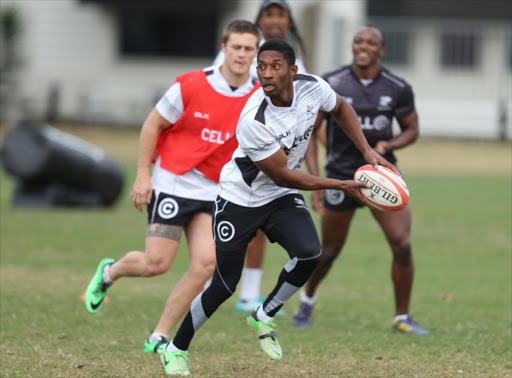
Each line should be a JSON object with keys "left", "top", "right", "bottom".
{"left": 257, "top": 38, "right": 296, "bottom": 67}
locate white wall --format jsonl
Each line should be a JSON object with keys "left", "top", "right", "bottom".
{"left": 1, "top": 0, "right": 211, "bottom": 124}
{"left": 380, "top": 18, "right": 512, "bottom": 139}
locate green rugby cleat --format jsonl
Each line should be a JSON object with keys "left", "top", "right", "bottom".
{"left": 161, "top": 348, "right": 190, "bottom": 376}
{"left": 247, "top": 309, "right": 282, "bottom": 360}
{"left": 85, "top": 258, "right": 114, "bottom": 314}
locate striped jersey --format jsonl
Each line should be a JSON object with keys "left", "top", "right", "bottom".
{"left": 219, "top": 74, "right": 337, "bottom": 207}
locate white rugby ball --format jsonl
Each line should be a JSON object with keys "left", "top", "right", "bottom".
{"left": 353, "top": 165, "right": 409, "bottom": 212}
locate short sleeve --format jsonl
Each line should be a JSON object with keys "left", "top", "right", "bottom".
{"left": 155, "top": 82, "right": 184, "bottom": 124}
{"left": 394, "top": 83, "right": 415, "bottom": 120}
{"left": 317, "top": 76, "right": 337, "bottom": 113}
{"left": 236, "top": 118, "right": 281, "bottom": 162}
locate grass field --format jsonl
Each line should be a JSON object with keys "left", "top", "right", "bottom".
{"left": 0, "top": 126, "right": 511, "bottom": 377}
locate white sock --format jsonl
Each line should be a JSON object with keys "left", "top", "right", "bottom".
{"left": 256, "top": 305, "right": 272, "bottom": 323}
{"left": 166, "top": 341, "right": 186, "bottom": 353}
{"left": 300, "top": 290, "right": 318, "bottom": 306}
{"left": 102, "top": 264, "right": 113, "bottom": 285}
{"left": 239, "top": 268, "right": 262, "bottom": 302}
{"left": 148, "top": 332, "right": 168, "bottom": 342}
{"left": 394, "top": 314, "right": 409, "bottom": 321}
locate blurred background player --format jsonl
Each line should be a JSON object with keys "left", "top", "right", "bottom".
{"left": 215, "top": 0, "right": 308, "bottom": 314}
{"left": 293, "top": 26, "right": 428, "bottom": 335}
{"left": 214, "top": 0, "right": 307, "bottom": 81}
{"left": 84, "top": 20, "right": 261, "bottom": 353}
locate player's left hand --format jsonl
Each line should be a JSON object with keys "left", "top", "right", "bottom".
{"left": 363, "top": 149, "right": 399, "bottom": 175}
{"left": 337, "top": 179, "right": 370, "bottom": 205}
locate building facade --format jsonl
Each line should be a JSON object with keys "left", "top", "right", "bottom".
{"left": 0, "top": 0, "right": 510, "bottom": 139}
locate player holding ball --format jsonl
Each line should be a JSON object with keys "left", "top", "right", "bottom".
{"left": 293, "top": 25, "right": 428, "bottom": 335}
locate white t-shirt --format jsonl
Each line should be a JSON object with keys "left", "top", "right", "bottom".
{"left": 218, "top": 74, "right": 337, "bottom": 207}
{"left": 213, "top": 38, "right": 308, "bottom": 82}
{"left": 152, "top": 65, "right": 256, "bottom": 201}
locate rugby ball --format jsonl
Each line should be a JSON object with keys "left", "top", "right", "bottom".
{"left": 353, "top": 165, "right": 409, "bottom": 212}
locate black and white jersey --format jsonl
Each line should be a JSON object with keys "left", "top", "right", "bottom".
{"left": 219, "top": 74, "right": 337, "bottom": 207}
{"left": 323, "top": 65, "right": 415, "bottom": 179}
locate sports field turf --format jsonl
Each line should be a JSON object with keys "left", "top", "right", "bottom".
{"left": 0, "top": 126, "right": 510, "bottom": 377}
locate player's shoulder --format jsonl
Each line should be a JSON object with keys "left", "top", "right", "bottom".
{"left": 322, "top": 65, "right": 352, "bottom": 80}
{"left": 379, "top": 66, "right": 412, "bottom": 89}
{"left": 237, "top": 97, "right": 272, "bottom": 142}
{"left": 240, "top": 91, "right": 267, "bottom": 123}
{"left": 293, "top": 73, "right": 331, "bottom": 92}
{"left": 176, "top": 67, "right": 211, "bottom": 84}
{"left": 321, "top": 65, "right": 353, "bottom": 87}
{"left": 293, "top": 73, "right": 319, "bottom": 82}
{"left": 323, "top": 65, "right": 351, "bottom": 78}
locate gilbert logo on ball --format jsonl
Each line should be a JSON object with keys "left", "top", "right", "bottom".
{"left": 354, "top": 165, "right": 409, "bottom": 211}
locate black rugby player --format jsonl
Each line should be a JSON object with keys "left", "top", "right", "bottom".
{"left": 294, "top": 26, "right": 428, "bottom": 335}
{"left": 160, "top": 39, "right": 396, "bottom": 375}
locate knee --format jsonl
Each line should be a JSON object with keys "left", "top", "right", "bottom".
{"left": 142, "top": 256, "right": 171, "bottom": 277}
{"left": 296, "top": 248, "right": 321, "bottom": 272}
{"left": 209, "top": 270, "right": 237, "bottom": 301}
{"left": 309, "top": 252, "right": 321, "bottom": 269}
{"left": 392, "top": 239, "right": 412, "bottom": 266}
{"left": 190, "top": 258, "right": 216, "bottom": 280}
{"left": 318, "top": 248, "right": 339, "bottom": 269}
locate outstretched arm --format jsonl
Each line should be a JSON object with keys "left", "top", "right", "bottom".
{"left": 254, "top": 147, "right": 370, "bottom": 202}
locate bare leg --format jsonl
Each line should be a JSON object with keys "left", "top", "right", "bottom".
{"left": 153, "top": 212, "right": 216, "bottom": 334}
{"left": 304, "top": 209, "right": 355, "bottom": 297}
{"left": 371, "top": 206, "right": 413, "bottom": 315}
{"left": 108, "top": 223, "right": 182, "bottom": 280}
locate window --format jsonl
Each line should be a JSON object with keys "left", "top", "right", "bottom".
{"left": 440, "top": 32, "right": 480, "bottom": 68}
{"left": 381, "top": 30, "right": 410, "bottom": 65}
{"left": 119, "top": 2, "right": 223, "bottom": 58}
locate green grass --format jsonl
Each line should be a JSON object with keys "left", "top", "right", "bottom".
{"left": 0, "top": 129, "right": 511, "bottom": 377}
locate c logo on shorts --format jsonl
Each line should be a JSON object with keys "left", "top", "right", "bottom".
{"left": 158, "top": 198, "right": 179, "bottom": 219}
{"left": 325, "top": 189, "right": 344, "bottom": 205}
{"left": 217, "top": 221, "right": 235, "bottom": 242}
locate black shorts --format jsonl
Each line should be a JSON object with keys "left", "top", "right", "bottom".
{"left": 322, "top": 188, "right": 364, "bottom": 211}
{"left": 213, "top": 193, "right": 319, "bottom": 252}
{"left": 147, "top": 191, "right": 214, "bottom": 226}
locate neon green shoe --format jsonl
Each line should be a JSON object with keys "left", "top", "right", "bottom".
{"left": 85, "top": 258, "right": 114, "bottom": 314}
{"left": 247, "top": 310, "right": 282, "bottom": 360}
{"left": 160, "top": 348, "right": 190, "bottom": 376}
{"left": 144, "top": 335, "right": 168, "bottom": 354}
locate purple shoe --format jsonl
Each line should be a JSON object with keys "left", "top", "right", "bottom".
{"left": 293, "top": 302, "right": 314, "bottom": 327}
{"left": 393, "top": 315, "right": 429, "bottom": 335}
